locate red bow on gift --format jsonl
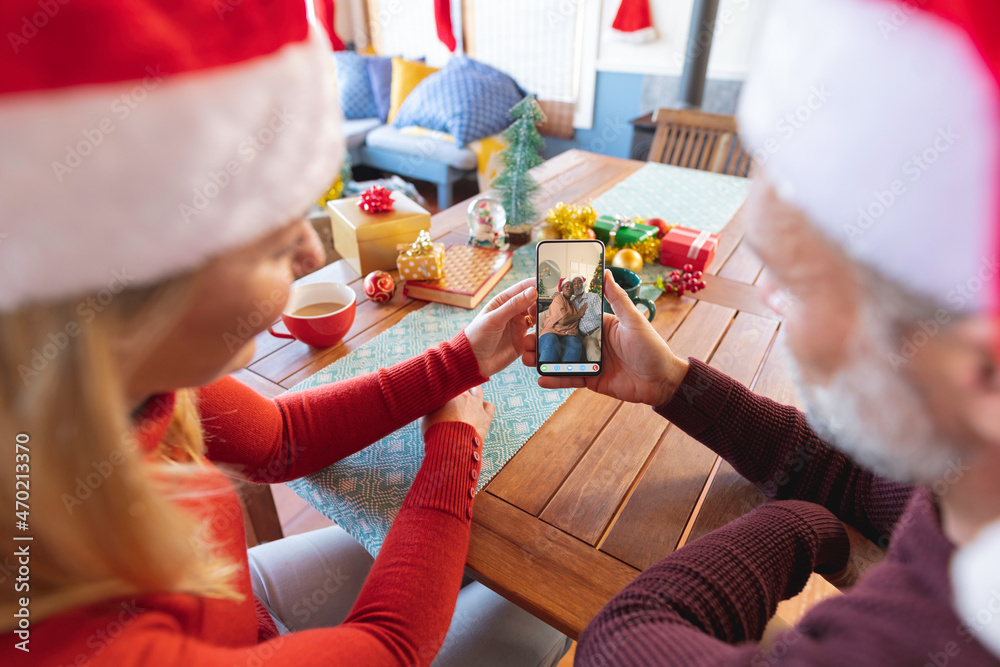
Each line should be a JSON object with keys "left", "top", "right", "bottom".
{"left": 357, "top": 186, "right": 395, "bottom": 214}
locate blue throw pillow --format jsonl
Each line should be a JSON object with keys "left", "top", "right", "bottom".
{"left": 365, "top": 55, "right": 393, "bottom": 123}
{"left": 331, "top": 51, "right": 378, "bottom": 120}
{"left": 392, "top": 56, "right": 526, "bottom": 146}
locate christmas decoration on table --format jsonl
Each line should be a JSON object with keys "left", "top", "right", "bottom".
{"left": 466, "top": 196, "right": 509, "bottom": 250}
{"left": 651, "top": 264, "right": 707, "bottom": 297}
{"left": 531, "top": 221, "right": 561, "bottom": 243}
{"left": 357, "top": 185, "right": 395, "bottom": 213}
{"left": 646, "top": 217, "right": 674, "bottom": 239}
{"left": 404, "top": 245, "right": 514, "bottom": 309}
{"left": 593, "top": 214, "right": 658, "bottom": 247}
{"left": 545, "top": 202, "right": 597, "bottom": 240}
{"left": 363, "top": 270, "right": 396, "bottom": 303}
{"left": 492, "top": 95, "right": 546, "bottom": 245}
{"left": 611, "top": 248, "right": 644, "bottom": 273}
{"left": 328, "top": 190, "right": 431, "bottom": 276}
{"left": 609, "top": 0, "right": 657, "bottom": 44}
{"left": 660, "top": 226, "right": 721, "bottom": 272}
{"left": 396, "top": 230, "right": 446, "bottom": 281}
{"left": 593, "top": 214, "right": 660, "bottom": 266}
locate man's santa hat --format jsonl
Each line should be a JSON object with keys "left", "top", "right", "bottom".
{"left": 0, "top": 0, "right": 344, "bottom": 312}
{"left": 738, "top": 0, "right": 999, "bottom": 656}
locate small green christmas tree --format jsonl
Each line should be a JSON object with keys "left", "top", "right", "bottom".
{"left": 493, "top": 96, "right": 546, "bottom": 237}
{"left": 590, "top": 254, "right": 604, "bottom": 295}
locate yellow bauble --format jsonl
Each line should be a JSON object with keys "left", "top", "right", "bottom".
{"left": 532, "top": 222, "right": 561, "bottom": 242}
{"left": 612, "top": 248, "right": 643, "bottom": 273}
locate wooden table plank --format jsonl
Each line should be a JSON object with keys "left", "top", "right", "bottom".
{"left": 716, "top": 237, "right": 764, "bottom": 285}
{"left": 277, "top": 299, "right": 425, "bottom": 388}
{"left": 540, "top": 301, "right": 736, "bottom": 545}
{"left": 487, "top": 294, "right": 697, "bottom": 515}
{"left": 249, "top": 283, "right": 412, "bottom": 384}
{"left": 600, "top": 311, "right": 779, "bottom": 570}
{"left": 694, "top": 275, "right": 776, "bottom": 320}
{"left": 466, "top": 491, "right": 640, "bottom": 640}
{"left": 229, "top": 369, "right": 286, "bottom": 400}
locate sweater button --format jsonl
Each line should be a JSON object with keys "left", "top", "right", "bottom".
{"left": 467, "top": 507, "right": 473, "bottom": 520}
{"left": 470, "top": 469, "right": 477, "bottom": 480}
{"left": 469, "top": 487, "right": 476, "bottom": 499}
{"left": 472, "top": 451, "right": 481, "bottom": 462}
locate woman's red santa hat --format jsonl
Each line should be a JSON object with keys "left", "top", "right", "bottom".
{"left": 738, "top": 0, "right": 999, "bottom": 656}
{"left": 0, "top": 0, "right": 344, "bottom": 312}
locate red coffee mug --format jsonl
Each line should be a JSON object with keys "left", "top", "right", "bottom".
{"left": 268, "top": 282, "right": 356, "bottom": 348}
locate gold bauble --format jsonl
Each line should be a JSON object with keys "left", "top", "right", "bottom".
{"left": 611, "top": 248, "right": 643, "bottom": 273}
{"left": 532, "top": 222, "right": 562, "bottom": 242}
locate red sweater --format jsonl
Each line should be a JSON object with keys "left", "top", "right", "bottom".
{"left": 6, "top": 333, "right": 488, "bottom": 667}
{"left": 576, "top": 359, "right": 999, "bottom": 665}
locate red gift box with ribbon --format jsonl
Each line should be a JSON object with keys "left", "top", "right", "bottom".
{"left": 659, "top": 226, "right": 720, "bottom": 271}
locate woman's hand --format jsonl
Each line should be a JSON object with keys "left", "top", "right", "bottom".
{"left": 420, "top": 386, "right": 495, "bottom": 442}
{"left": 464, "top": 278, "right": 538, "bottom": 378}
{"left": 522, "top": 270, "right": 690, "bottom": 406}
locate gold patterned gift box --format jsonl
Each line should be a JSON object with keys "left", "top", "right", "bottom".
{"left": 328, "top": 191, "right": 431, "bottom": 276}
{"left": 396, "top": 231, "right": 445, "bottom": 281}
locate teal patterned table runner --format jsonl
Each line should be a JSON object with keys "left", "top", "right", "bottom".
{"left": 287, "top": 163, "right": 750, "bottom": 556}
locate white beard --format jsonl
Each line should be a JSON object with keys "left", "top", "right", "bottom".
{"left": 788, "top": 307, "right": 961, "bottom": 485}
{"left": 951, "top": 517, "right": 1000, "bottom": 658}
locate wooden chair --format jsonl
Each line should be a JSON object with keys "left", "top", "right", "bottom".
{"left": 648, "top": 108, "right": 754, "bottom": 177}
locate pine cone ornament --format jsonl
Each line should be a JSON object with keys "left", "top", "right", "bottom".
{"left": 357, "top": 185, "right": 395, "bottom": 213}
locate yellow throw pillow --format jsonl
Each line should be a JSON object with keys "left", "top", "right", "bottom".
{"left": 388, "top": 58, "right": 438, "bottom": 123}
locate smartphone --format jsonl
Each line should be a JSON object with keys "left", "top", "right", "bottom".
{"left": 536, "top": 239, "right": 605, "bottom": 377}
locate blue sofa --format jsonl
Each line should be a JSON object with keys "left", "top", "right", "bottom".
{"left": 344, "top": 119, "right": 477, "bottom": 209}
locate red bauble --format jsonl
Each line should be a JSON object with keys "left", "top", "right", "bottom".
{"left": 357, "top": 185, "right": 395, "bottom": 214}
{"left": 364, "top": 270, "right": 396, "bottom": 303}
{"left": 648, "top": 218, "right": 672, "bottom": 239}
{"left": 585, "top": 228, "right": 597, "bottom": 239}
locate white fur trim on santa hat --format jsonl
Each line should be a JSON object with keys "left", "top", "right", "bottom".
{"left": 951, "top": 517, "right": 1000, "bottom": 658}
{"left": 607, "top": 26, "right": 658, "bottom": 44}
{"left": 0, "top": 28, "right": 343, "bottom": 312}
{"left": 738, "top": 0, "right": 999, "bottom": 312}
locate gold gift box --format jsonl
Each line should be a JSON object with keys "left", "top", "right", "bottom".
{"left": 328, "top": 191, "right": 431, "bottom": 276}
{"left": 396, "top": 235, "right": 446, "bottom": 281}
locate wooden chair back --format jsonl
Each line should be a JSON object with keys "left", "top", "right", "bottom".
{"left": 648, "top": 108, "right": 754, "bottom": 177}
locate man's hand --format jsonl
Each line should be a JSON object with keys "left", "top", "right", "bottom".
{"left": 420, "top": 385, "right": 495, "bottom": 442}
{"left": 465, "top": 278, "right": 537, "bottom": 378}
{"left": 522, "top": 270, "right": 690, "bottom": 406}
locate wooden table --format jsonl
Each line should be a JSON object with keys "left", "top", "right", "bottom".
{"left": 240, "top": 149, "right": 793, "bottom": 639}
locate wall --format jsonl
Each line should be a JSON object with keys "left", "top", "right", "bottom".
{"left": 543, "top": 71, "right": 644, "bottom": 160}
{"left": 597, "top": 0, "right": 772, "bottom": 80}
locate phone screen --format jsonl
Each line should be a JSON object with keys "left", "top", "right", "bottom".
{"left": 536, "top": 239, "right": 605, "bottom": 376}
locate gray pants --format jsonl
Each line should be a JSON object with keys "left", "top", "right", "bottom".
{"left": 247, "top": 526, "right": 572, "bottom": 667}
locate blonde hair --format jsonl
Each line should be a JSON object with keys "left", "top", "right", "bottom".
{"left": 0, "top": 276, "right": 242, "bottom": 630}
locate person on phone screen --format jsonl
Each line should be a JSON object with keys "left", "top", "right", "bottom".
{"left": 571, "top": 275, "right": 603, "bottom": 362}
{"left": 538, "top": 278, "right": 586, "bottom": 363}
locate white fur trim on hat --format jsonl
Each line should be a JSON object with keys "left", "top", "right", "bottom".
{"left": 737, "top": 0, "right": 999, "bottom": 312}
{"left": 0, "top": 28, "right": 343, "bottom": 312}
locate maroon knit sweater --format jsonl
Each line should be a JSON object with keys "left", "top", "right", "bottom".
{"left": 576, "top": 359, "right": 999, "bottom": 666}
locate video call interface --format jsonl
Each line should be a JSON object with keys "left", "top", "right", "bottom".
{"left": 536, "top": 241, "right": 604, "bottom": 374}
